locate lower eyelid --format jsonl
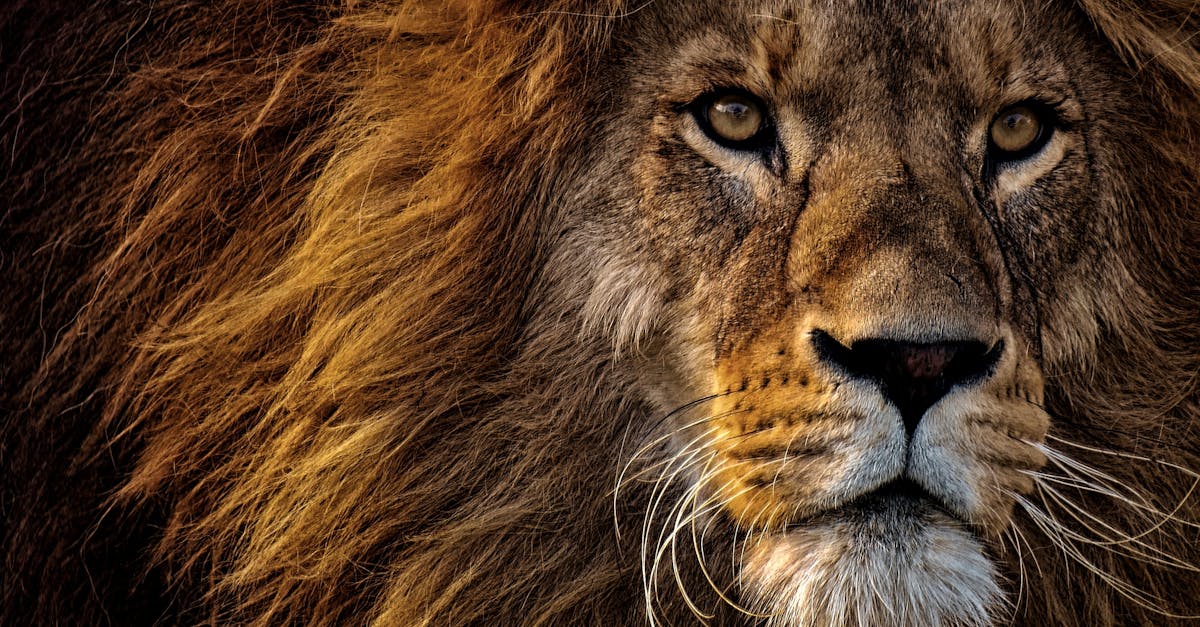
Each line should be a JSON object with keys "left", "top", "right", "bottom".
{"left": 986, "top": 131, "right": 1069, "bottom": 195}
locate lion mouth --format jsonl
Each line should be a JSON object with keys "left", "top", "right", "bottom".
{"left": 786, "top": 477, "right": 969, "bottom": 530}
{"left": 850, "top": 478, "right": 964, "bottom": 520}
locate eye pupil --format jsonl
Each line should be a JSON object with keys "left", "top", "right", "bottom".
{"left": 702, "top": 93, "right": 766, "bottom": 145}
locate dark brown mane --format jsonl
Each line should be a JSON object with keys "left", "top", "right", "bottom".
{"left": 2, "top": 0, "right": 1197, "bottom": 624}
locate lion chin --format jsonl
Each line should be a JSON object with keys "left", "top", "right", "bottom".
{"left": 744, "top": 493, "right": 1000, "bottom": 627}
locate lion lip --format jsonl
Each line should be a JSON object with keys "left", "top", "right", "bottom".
{"left": 786, "top": 477, "right": 968, "bottom": 529}
{"left": 856, "top": 477, "right": 954, "bottom": 513}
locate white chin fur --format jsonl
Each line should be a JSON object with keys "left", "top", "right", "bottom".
{"left": 740, "top": 498, "right": 1003, "bottom": 627}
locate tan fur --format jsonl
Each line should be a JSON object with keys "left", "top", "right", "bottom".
{"left": 1, "top": 1, "right": 1197, "bottom": 625}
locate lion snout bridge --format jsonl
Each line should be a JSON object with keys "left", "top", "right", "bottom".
{"left": 812, "top": 330, "right": 1004, "bottom": 434}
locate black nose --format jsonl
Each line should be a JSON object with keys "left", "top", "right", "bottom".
{"left": 811, "top": 330, "right": 1003, "bottom": 435}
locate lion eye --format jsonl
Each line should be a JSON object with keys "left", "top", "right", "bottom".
{"left": 695, "top": 91, "right": 770, "bottom": 149}
{"left": 988, "top": 103, "right": 1052, "bottom": 159}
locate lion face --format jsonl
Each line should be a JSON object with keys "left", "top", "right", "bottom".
{"left": 9, "top": 0, "right": 1197, "bottom": 624}
{"left": 574, "top": 1, "right": 1134, "bottom": 624}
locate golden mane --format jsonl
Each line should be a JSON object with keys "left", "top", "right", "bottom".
{"left": 2, "top": 1, "right": 1197, "bottom": 624}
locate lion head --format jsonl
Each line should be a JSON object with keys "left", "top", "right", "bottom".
{"left": 3, "top": 1, "right": 1198, "bottom": 626}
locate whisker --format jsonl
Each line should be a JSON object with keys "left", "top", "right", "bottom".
{"left": 1036, "top": 443, "right": 1151, "bottom": 500}
{"left": 663, "top": 467, "right": 770, "bottom": 623}
{"left": 617, "top": 405, "right": 747, "bottom": 493}
{"left": 621, "top": 415, "right": 733, "bottom": 546}
{"left": 1030, "top": 480, "right": 1198, "bottom": 571}
{"left": 688, "top": 473, "right": 774, "bottom": 620}
{"left": 1031, "top": 439, "right": 1200, "bottom": 540}
{"left": 654, "top": 453, "right": 780, "bottom": 623}
{"left": 1011, "top": 492, "right": 1180, "bottom": 615}
{"left": 766, "top": 428, "right": 810, "bottom": 496}
{"left": 1008, "top": 510, "right": 1044, "bottom": 578}
{"left": 640, "top": 431, "right": 721, "bottom": 624}
{"left": 1041, "top": 434, "right": 1200, "bottom": 499}
{"left": 658, "top": 481, "right": 711, "bottom": 622}
{"left": 614, "top": 394, "right": 726, "bottom": 541}
{"left": 1001, "top": 526, "right": 1027, "bottom": 617}
{"left": 1026, "top": 469, "right": 1200, "bottom": 533}
{"left": 1048, "top": 422, "right": 1200, "bottom": 458}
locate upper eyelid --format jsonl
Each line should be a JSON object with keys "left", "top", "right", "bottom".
{"left": 682, "top": 88, "right": 770, "bottom": 113}
{"left": 1004, "top": 96, "right": 1079, "bottom": 129}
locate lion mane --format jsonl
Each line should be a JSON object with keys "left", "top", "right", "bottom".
{"left": 2, "top": 1, "right": 1198, "bottom": 625}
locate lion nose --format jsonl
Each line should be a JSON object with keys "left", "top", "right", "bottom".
{"left": 811, "top": 330, "right": 1004, "bottom": 435}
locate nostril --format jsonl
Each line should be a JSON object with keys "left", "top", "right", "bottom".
{"left": 811, "top": 330, "right": 1003, "bottom": 435}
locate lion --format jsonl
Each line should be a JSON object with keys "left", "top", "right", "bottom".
{"left": 2, "top": 0, "right": 1198, "bottom": 625}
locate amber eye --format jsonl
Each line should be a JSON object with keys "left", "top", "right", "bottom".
{"left": 988, "top": 103, "right": 1053, "bottom": 159}
{"left": 695, "top": 91, "right": 770, "bottom": 149}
